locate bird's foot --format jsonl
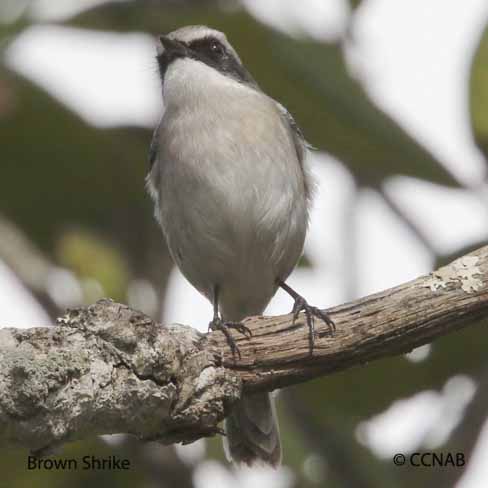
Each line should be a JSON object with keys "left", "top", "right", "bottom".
{"left": 208, "top": 317, "right": 252, "bottom": 359}
{"left": 291, "top": 295, "right": 335, "bottom": 354}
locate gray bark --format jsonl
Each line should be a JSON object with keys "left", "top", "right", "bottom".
{"left": 0, "top": 301, "right": 240, "bottom": 455}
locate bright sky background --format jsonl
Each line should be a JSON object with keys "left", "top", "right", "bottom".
{"left": 2, "top": 0, "right": 488, "bottom": 486}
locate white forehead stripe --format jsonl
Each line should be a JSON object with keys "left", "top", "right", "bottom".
{"left": 167, "top": 25, "right": 227, "bottom": 45}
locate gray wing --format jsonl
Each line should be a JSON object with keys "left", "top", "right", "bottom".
{"left": 275, "top": 102, "right": 315, "bottom": 201}
{"left": 146, "top": 118, "right": 163, "bottom": 207}
{"left": 148, "top": 121, "right": 161, "bottom": 169}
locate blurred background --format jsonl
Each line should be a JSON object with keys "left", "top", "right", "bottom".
{"left": 1, "top": 0, "right": 488, "bottom": 486}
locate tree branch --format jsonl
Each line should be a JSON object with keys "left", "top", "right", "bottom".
{"left": 1, "top": 246, "right": 488, "bottom": 454}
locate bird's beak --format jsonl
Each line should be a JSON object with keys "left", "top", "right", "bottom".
{"left": 156, "top": 35, "right": 189, "bottom": 81}
{"left": 157, "top": 36, "right": 187, "bottom": 57}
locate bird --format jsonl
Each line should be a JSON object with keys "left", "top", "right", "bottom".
{"left": 146, "top": 25, "right": 335, "bottom": 467}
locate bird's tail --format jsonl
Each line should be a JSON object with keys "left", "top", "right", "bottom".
{"left": 221, "top": 298, "right": 281, "bottom": 467}
{"left": 223, "top": 391, "right": 281, "bottom": 467}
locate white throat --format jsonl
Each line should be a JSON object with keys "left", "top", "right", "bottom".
{"left": 163, "top": 58, "right": 255, "bottom": 110}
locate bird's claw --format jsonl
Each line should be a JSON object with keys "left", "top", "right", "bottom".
{"left": 291, "top": 296, "right": 335, "bottom": 354}
{"left": 225, "top": 321, "right": 253, "bottom": 339}
{"left": 208, "top": 317, "right": 251, "bottom": 359}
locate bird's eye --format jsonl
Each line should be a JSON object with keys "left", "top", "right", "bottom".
{"left": 209, "top": 40, "right": 225, "bottom": 57}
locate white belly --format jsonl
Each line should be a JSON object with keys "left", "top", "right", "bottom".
{"left": 151, "top": 70, "right": 310, "bottom": 320}
{"left": 160, "top": 163, "right": 307, "bottom": 319}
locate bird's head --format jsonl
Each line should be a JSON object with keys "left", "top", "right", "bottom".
{"left": 156, "top": 25, "right": 258, "bottom": 93}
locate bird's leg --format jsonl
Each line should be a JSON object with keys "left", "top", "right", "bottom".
{"left": 208, "top": 285, "right": 252, "bottom": 359}
{"left": 277, "top": 280, "right": 335, "bottom": 354}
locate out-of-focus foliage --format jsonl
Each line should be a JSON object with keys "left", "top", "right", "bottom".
{"left": 470, "top": 22, "right": 488, "bottom": 164}
{"left": 0, "top": 71, "right": 151, "bottom": 250}
{"left": 0, "top": 2, "right": 29, "bottom": 45}
{"left": 348, "top": 0, "right": 364, "bottom": 11}
{"left": 56, "top": 229, "right": 130, "bottom": 301}
{"left": 0, "top": 68, "right": 167, "bottom": 298}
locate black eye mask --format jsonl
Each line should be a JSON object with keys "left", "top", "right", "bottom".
{"left": 157, "top": 35, "right": 258, "bottom": 87}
